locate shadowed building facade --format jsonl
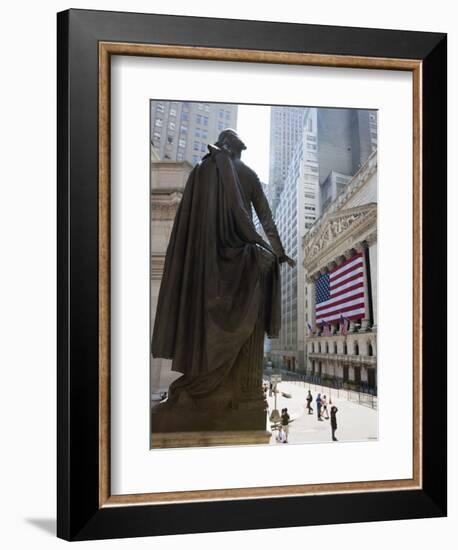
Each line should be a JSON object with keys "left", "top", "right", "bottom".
{"left": 150, "top": 160, "right": 193, "bottom": 398}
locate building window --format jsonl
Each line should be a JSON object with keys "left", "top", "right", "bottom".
{"left": 344, "top": 342, "right": 348, "bottom": 355}
{"left": 168, "top": 122, "right": 175, "bottom": 130}
{"left": 354, "top": 342, "right": 359, "bottom": 355}
{"left": 169, "top": 108, "right": 177, "bottom": 117}
{"left": 368, "top": 343, "right": 374, "bottom": 356}
{"left": 155, "top": 119, "right": 163, "bottom": 127}
{"left": 334, "top": 342, "right": 337, "bottom": 354}
{"left": 156, "top": 104, "right": 164, "bottom": 113}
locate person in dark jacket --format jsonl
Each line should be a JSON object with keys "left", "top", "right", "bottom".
{"left": 330, "top": 405, "right": 338, "bottom": 441}
{"left": 306, "top": 390, "right": 313, "bottom": 414}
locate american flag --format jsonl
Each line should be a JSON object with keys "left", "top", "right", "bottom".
{"left": 315, "top": 253, "right": 365, "bottom": 325}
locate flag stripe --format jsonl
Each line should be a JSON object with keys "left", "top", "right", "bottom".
{"left": 317, "top": 298, "right": 365, "bottom": 317}
{"left": 316, "top": 306, "right": 365, "bottom": 323}
{"left": 330, "top": 257, "right": 364, "bottom": 279}
{"left": 330, "top": 266, "right": 364, "bottom": 287}
{"left": 316, "top": 292, "right": 365, "bottom": 313}
{"left": 326, "top": 281, "right": 364, "bottom": 301}
{"left": 330, "top": 277, "right": 363, "bottom": 295}
{"left": 330, "top": 253, "right": 363, "bottom": 275}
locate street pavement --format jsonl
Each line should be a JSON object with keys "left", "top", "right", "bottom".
{"left": 265, "top": 380, "right": 378, "bottom": 445}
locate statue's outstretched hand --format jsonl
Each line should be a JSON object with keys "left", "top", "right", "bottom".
{"left": 279, "top": 255, "right": 296, "bottom": 268}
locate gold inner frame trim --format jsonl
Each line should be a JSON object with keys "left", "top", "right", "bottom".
{"left": 98, "top": 41, "right": 423, "bottom": 508}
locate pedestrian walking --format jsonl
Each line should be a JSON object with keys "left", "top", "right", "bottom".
{"left": 321, "top": 395, "right": 329, "bottom": 419}
{"left": 330, "top": 405, "right": 338, "bottom": 441}
{"left": 306, "top": 390, "right": 314, "bottom": 414}
{"left": 281, "top": 408, "right": 291, "bottom": 443}
{"left": 269, "top": 381, "right": 273, "bottom": 397}
{"left": 316, "top": 393, "right": 323, "bottom": 420}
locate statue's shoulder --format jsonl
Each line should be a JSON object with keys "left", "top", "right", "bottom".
{"left": 233, "top": 158, "right": 256, "bottom": 177}
{"left": 233, "top": 159, "right": 260, "bottom": 187}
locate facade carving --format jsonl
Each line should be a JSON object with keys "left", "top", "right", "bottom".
{"left": 303, "top": 203, "right": 377, "bottom": 278}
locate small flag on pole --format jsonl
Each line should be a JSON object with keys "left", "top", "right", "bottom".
{"left": 307, "top": 322, "right": 314, "bottom": 336}
{"left": 339, "top": 315, "right": 349, "bottom": 336}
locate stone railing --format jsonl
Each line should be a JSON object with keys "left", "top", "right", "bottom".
{"left": 308, "top": 352, "right": 376, "bottom": 367}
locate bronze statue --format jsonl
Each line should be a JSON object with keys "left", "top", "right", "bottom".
{"left": 151, "top": 129, "right": 294, "bottom": 434}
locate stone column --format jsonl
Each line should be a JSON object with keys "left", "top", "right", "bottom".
{"left": 367, "top": 232, "right": 378, "bottom": 331}
{"left": 355, "top": 241, "right": 372, "bottom": 332}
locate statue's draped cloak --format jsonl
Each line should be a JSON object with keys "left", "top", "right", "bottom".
{"left": 151, "top": 146, "right": 280, "bottom": 394}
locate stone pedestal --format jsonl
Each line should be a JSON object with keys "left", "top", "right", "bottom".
{"left": 151, "top": 430, "right": 271, "bottom": 449}
{"left": 151, "top": 319, "right": 268, "bottom": 437}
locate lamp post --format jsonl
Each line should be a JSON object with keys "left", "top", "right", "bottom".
{"left": 269, "top": 374, "right": 282, "bottom": 426}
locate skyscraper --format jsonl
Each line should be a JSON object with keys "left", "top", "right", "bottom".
{"left": 269, "top": 109, "right": 320, "bottom": 371}
{"left": 316, "top": 108, "right": 378, "bottom": 212}
{"left": 150, "top": 101, "right": 238, "bottom": 165}
{"left": 268, "top": 106, "right": 307, "bottom": 216}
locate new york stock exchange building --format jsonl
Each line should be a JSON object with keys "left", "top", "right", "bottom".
{"left": 302, "top": 152, "right": 377, "bottom": 394}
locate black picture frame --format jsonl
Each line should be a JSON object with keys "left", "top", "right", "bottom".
{"left": 57, "top": 8, "right": 447, "bottom": 541}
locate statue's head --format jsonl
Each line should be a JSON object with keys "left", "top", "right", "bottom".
{"left": 215, "top": 128, "right": 246, "bottom": 158}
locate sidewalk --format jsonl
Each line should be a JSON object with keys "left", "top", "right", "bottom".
{"left": 265, "top": 380, "right": 378, "bottom": 445}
